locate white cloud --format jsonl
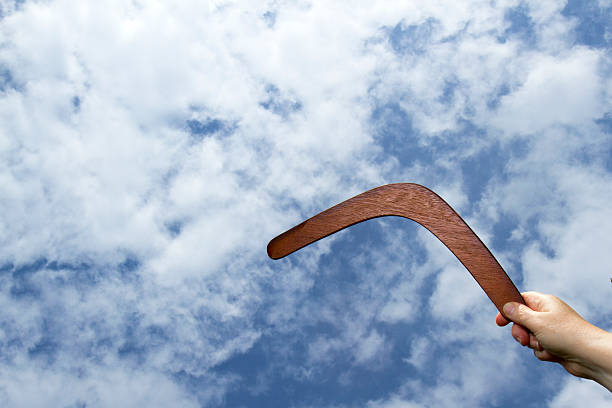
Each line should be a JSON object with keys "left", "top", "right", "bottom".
{"left": 367, "top": 395, "right": 422, "bottom": 408}
{"left": 378, "top": 281, "right": 418, "bottom": 324}
{"left": 0, "top": 0, "right": 610, "bottom": 405}
{"left": 491, "top": 48, "right": 606, "bottom": 134}
{"left": 354, "top": 329, "right": 387, "bottom": 365}
{"left": 548, "top": 377, "right": 612, "bottom": 407}
{"left": 402, "top": 337, "right": 430, "bottom": 370}
{"left": 0, "top": 365, "right": 208, "bottom": 408}
{"left": 520, "top": 168, "right": 612, "bottom": 322}
{"left": 369, "top": 338, "right": 527, "bottom": 407}
{"left": 429, "top": 264, "right": 486, "bottom": 321}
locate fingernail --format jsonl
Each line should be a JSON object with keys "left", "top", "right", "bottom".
{"left": 514, "top": 336, "right": 521, "bottom": 344}
{"left": 503, "top": 303, "right": 516, "bottom": 317}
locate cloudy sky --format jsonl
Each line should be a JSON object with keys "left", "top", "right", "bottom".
{"left": 1, "top": 0, "right": 611, "bottom": 406}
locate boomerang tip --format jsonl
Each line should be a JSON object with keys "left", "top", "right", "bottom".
{"left": 267, "top": 239, "right": 282, "bottom": 259}
{"left": 268, "top": 219, "right": 311, "bottom": 259}
{"left": 267, "top": 234, "right": 292, "bottom": 259}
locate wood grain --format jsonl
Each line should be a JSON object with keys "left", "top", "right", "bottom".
{"left": 267, "top": 183, "right": 525, "bottom": 314}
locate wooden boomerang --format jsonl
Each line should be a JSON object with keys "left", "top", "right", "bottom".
{"left": 267, "top": 183, "right": 525, "bottom": 314}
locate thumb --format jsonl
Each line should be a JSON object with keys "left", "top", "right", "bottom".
{"left": 503, "top": 302, "right": 537, "bottom": 329}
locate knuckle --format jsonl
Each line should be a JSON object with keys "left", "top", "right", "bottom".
{"left": 516, "top": 304, "right": 529, "bottom": 320}
{"left": 533, "top": 349, "right": 547, "bottom": 361}
{"left": 544, "top": 294, "right": 557, "bottom": 302}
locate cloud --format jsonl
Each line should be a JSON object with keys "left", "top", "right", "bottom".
{"left": 0, "top": 364, "right": 219, "bottom": 408}
{"left": 367, "top": 339, "right": 528, "bottom": 407}
{"left": 0, "top": 0, "right": 610, "bottom": 406}
{"left": 491, "top": 48, "right": 605, "bottom": 134}
{"left": 549, "top": 377, "right": 612, "bottom": 407}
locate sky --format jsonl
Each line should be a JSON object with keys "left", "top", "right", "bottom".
{"left": 0, "top": 0, "right": 611, "bottom": 406}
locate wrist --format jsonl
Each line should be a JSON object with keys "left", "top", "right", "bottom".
{"left": 576, "top": 326, "right": 612, "bottom": 391}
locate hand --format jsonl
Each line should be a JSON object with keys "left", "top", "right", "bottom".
{"left": 496, "top": 291, "right": 612, "bottom": 392}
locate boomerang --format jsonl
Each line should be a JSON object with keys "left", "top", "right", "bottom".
{"left": 267, "top": 183, "right": 525, "bottom": 314}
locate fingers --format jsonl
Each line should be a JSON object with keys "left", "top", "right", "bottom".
{"left": 496, "top": 291, "right": 547, "bottom": 327}
{"left": 508, "top": 322, "right": 560, "bottom": 361}
{"left": 529, "top": 333, "right": 544, "bottom": 351}
{"left": 496, "top": 312, "right": 510, "bottom": 326}
{"left": 496, "top": 292, "right": 549, "bottom": 352}
{"left": 509, "top": 324, "right": 544, "bottom": 352}
{"left": 511, "top": 323, "right": 530, "bottom": 346}
{"left": 503, "top": 301, "right": 543, "bottom": 333}
{"left": 509, "top": 325, "right": 546, "bottom": 352}
{"left": 533, "top": 348, "right": 562, "bottom": 363}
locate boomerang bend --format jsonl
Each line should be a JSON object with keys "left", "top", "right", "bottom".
{"left": 267, "top": 183, "right": 525, "bottom": 314}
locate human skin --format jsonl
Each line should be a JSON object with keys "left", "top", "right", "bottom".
{"left": 496, "top": 291, "right": 612, "bottom": 392}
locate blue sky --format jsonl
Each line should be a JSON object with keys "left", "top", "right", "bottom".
{"left": 0, "top": 0, "right": 611, "bottom": 406}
